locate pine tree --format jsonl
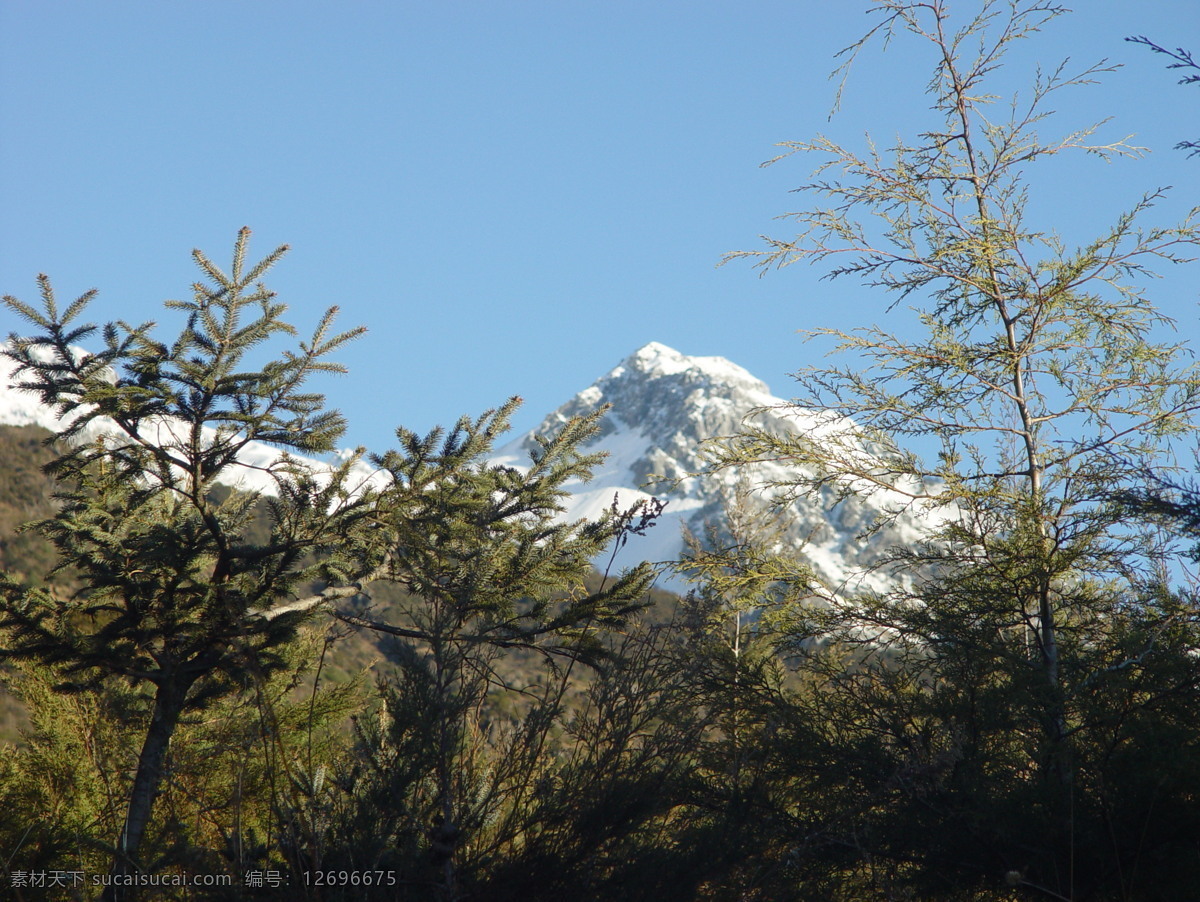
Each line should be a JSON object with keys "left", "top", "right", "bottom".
{"left": 323, "top": 403, "right": 659, "bottom": 900}
{"left": 0, "top": 228, "right": 375, "bottom": 896}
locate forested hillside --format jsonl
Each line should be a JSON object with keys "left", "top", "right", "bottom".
{"left": 2, "top": 2, "right": 1199, "bottom": 901}
{"left": 0, "top": 425, "right": 60, "bottom": 741}
{"left": 0, "top": 425, "right": 60, "bottom": 586}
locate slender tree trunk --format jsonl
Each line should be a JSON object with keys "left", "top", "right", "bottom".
{"left": 938, "top": 13, "right": 1074, "bottom": 883}
{"left": 431, "top": 641, "right": 460, "bottom": 901}
{"left": 939, "top": 5, "right": 1070, "bottom": 772}
{"left": 102, "top": 676, "right": 190, "bottom": 902}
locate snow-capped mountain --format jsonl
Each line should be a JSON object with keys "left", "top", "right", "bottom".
{"left": 0, "top": 344, "right": 380, "bottom": 497}
{"left": 1, "top": 340, "right": 935, "bottom": 593}
{"left": 493, "top": 341, "right": 935, "bottom": 593}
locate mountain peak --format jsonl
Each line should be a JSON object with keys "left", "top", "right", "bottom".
{"left": 492, "top": 342, "right": 935, "bottom": 592}
{"left": 625, "top": 341, "right": 690, "bottom": 373}
{"left": 613, "top": 342, "right": 771, "bottom": 396}
{"left": 515, "top": 343, "right": 779, "bottom": 458}
{"left": 2, "top": 340, "right": 934, "bottom": 593}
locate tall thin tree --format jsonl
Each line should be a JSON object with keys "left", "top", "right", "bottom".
{"left": 712, "top": 1, "right": 1200, "bottom": 895}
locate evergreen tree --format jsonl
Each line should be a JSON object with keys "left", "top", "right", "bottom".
{"left": 321, "top": 404, "right": 659, "bottom": 900}
{"left": 0, "top": 228, "right": 375, "bottom": 897}
{"left": 710, "top": 1, "right": 1200, "bottom": 897}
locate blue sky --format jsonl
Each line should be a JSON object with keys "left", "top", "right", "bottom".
{"left": 2, "top": 1, "right": 1197, "bottom": 454}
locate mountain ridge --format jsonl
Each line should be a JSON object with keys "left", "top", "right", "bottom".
{"left": 0, "top": 342, "right": 382, "bottom": 498}
{"left": 0, "top": 340, "right": 934, "bottom": 592}
{"left": 494, "top": 341, "right": 933, "bottom": 592}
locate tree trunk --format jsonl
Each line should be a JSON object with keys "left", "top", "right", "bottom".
{"left": 102, "top": 676, "right": 189, "bottom": 902}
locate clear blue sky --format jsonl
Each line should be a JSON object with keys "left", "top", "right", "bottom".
{"left": 2, "top": 1, "right": 1197, "bottom": 454}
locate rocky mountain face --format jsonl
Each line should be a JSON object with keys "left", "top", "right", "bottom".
{"left": 0, "top": 340, "right": 934, "bottom": 593}
{"left": 493, "top": 342, "right": 933, "bottom": 592}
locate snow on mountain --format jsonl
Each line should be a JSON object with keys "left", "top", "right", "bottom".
{"left": 493, "top": 341, "right": 937, "bottom": 592}
{"left": 2, "top": 339, "right": 936, "bottom": 594}
{"left": 0, "top": 343, "right": 380, "bottom": 497}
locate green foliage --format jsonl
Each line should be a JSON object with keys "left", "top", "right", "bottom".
{"left": 0, "top": 226, "right": 686, "bottom": 902}
{"left": 702, "top": 2, "right": 1200, "bottom": 899}
{"left": 0, "top": 228, "right": 377, "bottom": 888}
{"left": 0, "top": 661, "right": 133, "bottom": 882}
{"left": 469, "top": 620, "right": 711, "bottom": 902}
{"left": 0, "top": 630, "right": 362, "bottom": 899}
{"left": 348, "top": 401, "right": 656, "bottom": 658}
{"left": 315, "top": 400, "right": 659, "bottom": 900}
{"left": 0, "top": 230, "right": 674, "bottom": 899}
{"left": 312, "top": 614, "right": 710, "bottom": 902}
{"left": 0, "top": 425, "right": 67, "bottom": 743}
{"left": 0, "top": 426, "right": 64, "bottom": 588}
